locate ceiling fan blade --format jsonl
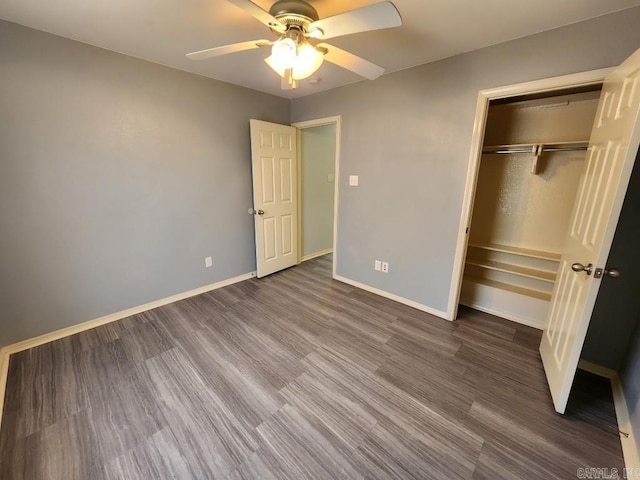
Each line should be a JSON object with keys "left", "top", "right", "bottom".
{"left": 318, "top": 43, "right": 385, "bottom": 80}
{"left": 186, "top": 40, "right": 270, "bottom": 60}
{"left": 308, "top": 1, "right": 401, "bottom": 40}
{"left": 227, "top": 0, "right": 286, "bottom": 33}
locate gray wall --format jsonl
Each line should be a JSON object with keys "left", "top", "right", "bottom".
{"left": 300, "top": 124, "right": 336, "bottom": 259}
{"left": 291, "top": 8, "right": 640, "bottom": 315}
{"left": 2, "top": 8, "right": 640, "bottom": 348}
{"left": 0, "top": 20, "right": 289, "bottom": 347}
{"left": 621, "top": 316, "right": 640, "bottom": 461}
{"left": 582, "top": 147, "right": 640, "bottom": 369}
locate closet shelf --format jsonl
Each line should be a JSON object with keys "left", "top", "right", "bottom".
{"left": 467, "top": 243, "right": 561, "bottom": 262}
{"left": 464, "top": 276, "right": 552, "bottom": 301}
{"left": 465, "top": 259, "right": 556, "bottom": 283}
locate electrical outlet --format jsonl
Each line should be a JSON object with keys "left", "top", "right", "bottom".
{"left": 205, "top": 256, "right": 213, "bottom": 268}
{"left": 381, "top": 261, "right": 389, "bottom": 273}
{"left": 374, "top": 260, "right": 381, "bottom": 271}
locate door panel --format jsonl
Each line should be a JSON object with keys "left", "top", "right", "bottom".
{"left": 541, "top": 48, "right": 640, "bottom": 413}
{"left": 280, "top": 157, "right": 293, "bottom": 202}
{"left": 260, "top": 157, "right": 276, "bottom": 204}
{"left": 250, "top": 119, "right": 298, "bottom": 278}
{"left": 281, "top": 214, "right": 294, "bottom": 255}
{"left": 263, "top": 216, "right": 277, "bottom": 261}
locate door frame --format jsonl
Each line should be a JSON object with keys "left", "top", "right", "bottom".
{"left": 446, "top": 67, "right": 615, "bottom": 321}
{"left": 291, "top": 115, "right": 341, "bottom": 278}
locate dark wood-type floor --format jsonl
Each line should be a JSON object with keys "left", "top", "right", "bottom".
{"left": 0, "top": 255, "right": 624, "bottom": 479}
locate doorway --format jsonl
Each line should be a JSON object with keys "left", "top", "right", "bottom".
{"left": 448, "top": 67, "right": 614, "bottom": 320}
{"left": 449, "top": 48, "right": 640, "bottom": 414}
{"left": 249, "top": 117, "right": 340, "bottom": 278}
{"left": 459, "top": 87, "right": 602, "bottom": 329}
{"left": 293, "top": 116, "right": 341, "bottom": 277}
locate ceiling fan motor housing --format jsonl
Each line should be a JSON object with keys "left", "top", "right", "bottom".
{"left": 269, "top": 0, "right": 319, "bottom": 30}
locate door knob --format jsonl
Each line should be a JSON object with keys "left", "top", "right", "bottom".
{"left": 571, "top": 262, "right": 593, "bottom": 275}
{"left": 594, "top": 267, "right": 620, "bottom": 279}
{"left": 253, "top": 209, "right": 265, "bottom": 216}
{"left": 604, "top": 268, "right": 620, "bottom": 278}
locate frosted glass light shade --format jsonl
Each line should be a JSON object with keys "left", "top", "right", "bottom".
{"left": 293, "top": 43, "right": 324, "bottom": 79}
{"left": 265, "top": 41, "right": 324, "bottom": 80}
{"left": 270, "top": 38, "right": 296, "bottom": 70}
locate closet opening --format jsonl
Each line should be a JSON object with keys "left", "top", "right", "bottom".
{"left": 459, "top": 84, "right": 603, "bottom": 329}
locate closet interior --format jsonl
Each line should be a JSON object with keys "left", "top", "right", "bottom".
{"left": 460, "top": 87, "right": 602, "bottom": 329}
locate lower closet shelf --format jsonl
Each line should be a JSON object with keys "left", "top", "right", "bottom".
{"left": 463, "top": 276, "right": 551, "bottom": 301}
{"left": 461, "top": 276, "right": 551, "bottom": 329}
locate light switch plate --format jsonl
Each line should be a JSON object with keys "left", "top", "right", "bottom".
{"left": 327, "top": 173, "right": 335, "bottom": 183}
{"left": 349, "top": 175, "right": 359, "bottom": 186}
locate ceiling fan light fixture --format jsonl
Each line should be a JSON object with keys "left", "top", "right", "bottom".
{"left": 270, "top": 37, "right": 297, "bottom": 70}
{"left": 266, "top": 41, "right": 324, "bottom": 81}
{"left": 293, "top": 42, "right": 324, "bottom": 79}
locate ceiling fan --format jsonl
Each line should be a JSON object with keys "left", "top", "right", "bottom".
{"left": 186, "top": 0, "right": 402, "bottom": 89}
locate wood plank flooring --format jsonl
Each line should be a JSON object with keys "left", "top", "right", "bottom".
{"left": 0, "top": 255, "right": 624, "bottom": 479}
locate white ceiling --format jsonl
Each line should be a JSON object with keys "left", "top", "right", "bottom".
{"left": 1, "top": 0, "right": 639, "bottom": 99}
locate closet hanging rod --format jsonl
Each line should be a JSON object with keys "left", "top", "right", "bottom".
{"left": 482, "top": 142, "right": 589, "bottom": 174}
{"left": 542, "top": 145, "right": 589, "bottom": 152}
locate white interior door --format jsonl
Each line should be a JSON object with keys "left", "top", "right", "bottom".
{"left": 540, "top": 48, "right": 640, "bottom": 413}
{"left": 250, "top": 119, "right": 298, "bottom": 278}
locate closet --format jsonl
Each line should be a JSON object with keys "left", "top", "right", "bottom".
{"left": 460, "top": 88, "right": 602, "bottom": 329}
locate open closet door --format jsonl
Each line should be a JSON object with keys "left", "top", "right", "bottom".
{"left": 541, "top": 48, "right": 640, "bottom": 413}
{"left": 250, "top": 119, "right": 298, "bottom": 278}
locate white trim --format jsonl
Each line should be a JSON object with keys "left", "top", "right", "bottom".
{"left": 446, "top": 67, "right": 614, "bottom": 321}
{"left": 0, "top": 349, "right": 10, "bottom": 433}
{"left": 612, "top": 374, "right": 640, "bottom": 471}
{"left": 0, "top": 271, "right": 255, "bottom": 357}
{"left": 301, "top": 248, "right": 333, "bottom": 262}
{"left": 577, "top": 359, "right": 616, "bottom": 379}
{"left": 292, "top": 116, "right": 342, "bottom": 129}
{"left": 295, "top": 127, "right": 303, "bottom": 263}
{"left": 459, "top": 300, "right": 545, "bottom": 330}
{"left": 577, "top": 360, "right": 640, "bottom": 471}
{"left": 292, "top": 116, "right": 341, "bottom": 279}
{"left": 333, "top": 274, "right": 449, "bottom": 320}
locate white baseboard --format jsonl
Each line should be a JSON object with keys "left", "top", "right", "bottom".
{"left": 612, "top": 374, "right": 640, "bottom": 471}
{"left": 460, "top": 299, "right": 546, "bottom": 330}
{"left": 301, "top": 248, "right": 333, "bottom": 262}
{"left": 577, "top": 360, "right": 640, "bottom": 471}
{"left": 577, "top": 359, "right": 616, "bottom": 379}
{"left": 0, "top": 349, "right": 10, "bottom": 434}
{"left": 1, "top": 272, "right": 255, "bottom": 356}
{"left": 0, "top": 271, "right": 255, "bottom": 434}
{"left": 333, "top": 274, "right": 449, "bottom": 320}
